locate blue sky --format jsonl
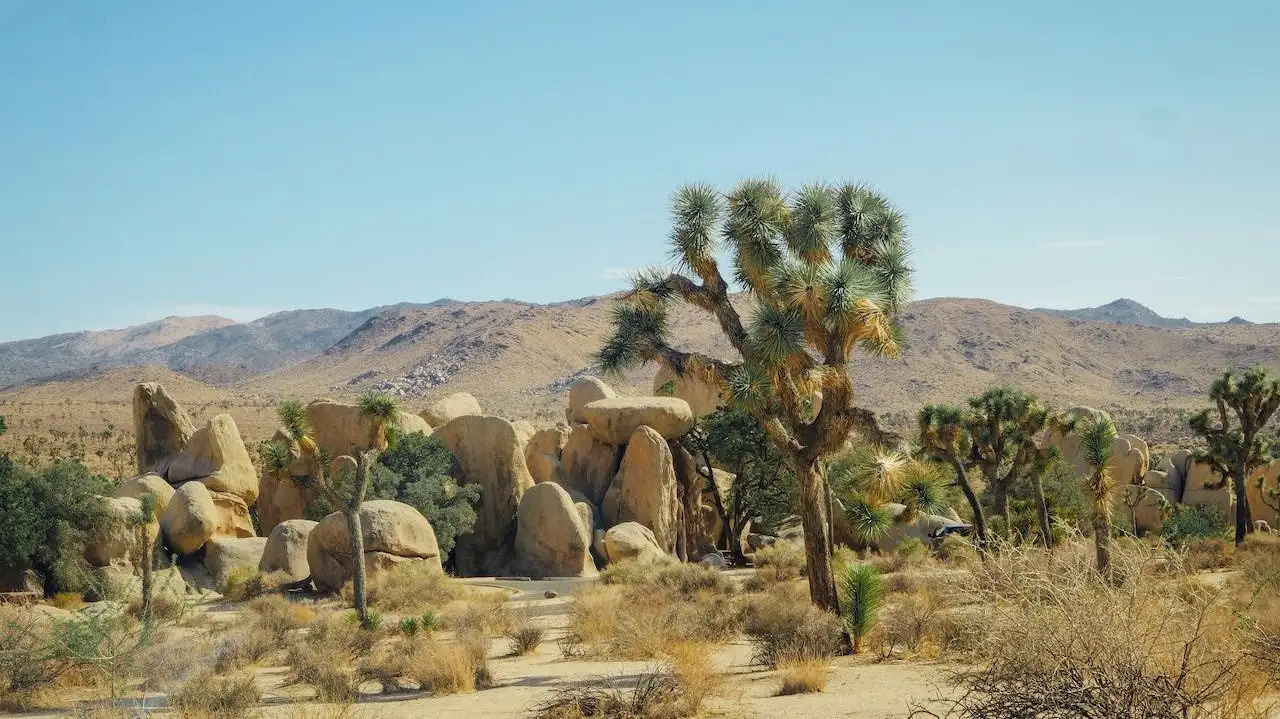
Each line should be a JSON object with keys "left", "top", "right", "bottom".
{"left": 1, "top": 2, "right": 1278, "bottom": 342}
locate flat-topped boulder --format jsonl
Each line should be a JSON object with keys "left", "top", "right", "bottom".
{"left": 420, "top": 392, "right": 483, "bottom": 427}
{"left": 306, "top": 399, "right": 432, "bottom": 458}
{"left": 581, "top": 397, "right": 694, "bottom": 445}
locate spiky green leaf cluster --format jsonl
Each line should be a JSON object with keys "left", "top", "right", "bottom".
{"left": 1081, "top": 416, "right": 1117, "bottom": 471}
{"left": 276, "top": 400, "right": 311, "bottom": 443}
{"left": 840, "top": 562, "right": 884, "bottom": 652}
{"left": 843, "top": 492, "right": 895, "bottom": 544}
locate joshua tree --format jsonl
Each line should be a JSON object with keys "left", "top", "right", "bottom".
{"left": 268, "top": 398, "right": 398, "bottom": 628}
{"left": 1189, "top": 367, "right": 1280, "bottom": 545}
{"left": 357, "top": 391, "right": 402, "bottom": 451}
{"left": 598, "top": 179, "right": 911, "bottom": 613}
{"left": 1081, "top": 415, "right": 1118, "bottom": 576}
{"left": 918, "top": 405, "right": 988, "bottom": 546}
{"left": 965, "top": 388, "right": 1061, "bottom": 545}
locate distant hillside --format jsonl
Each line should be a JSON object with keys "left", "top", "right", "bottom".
{"left": 0, "top": 315, "right": 236, "bottom": 388}
{"left": 1032, "top": 298, "right": 1200, "bottom": 328}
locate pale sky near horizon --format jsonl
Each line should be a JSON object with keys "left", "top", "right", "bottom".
{"left": 2, "top": 2, "right": 1278, "bottom": 342}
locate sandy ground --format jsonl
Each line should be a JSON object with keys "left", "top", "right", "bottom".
{"left": 14, "top": 583, "right": 959, "bottom": 719}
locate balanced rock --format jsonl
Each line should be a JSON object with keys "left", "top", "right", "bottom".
{"left": 260, "top": 519, "right": 317, "bottom": 583}
{"left": 559, "top": 424, "right": 622, "bottom": 505}
{"left": 653, "top": 365, "right": 722, "bottom": 418}
{"left": 514, "top": 483, "right": 597, "bottom": 578}
{"left": 133, "top": 382, "right": 195, "bottom": 475}
{"left": 112, "top": 473, "right": 176, "bottom": 514}
{"left": 566, "top": 376, "right": 617, "bottom": 424}
{"left": 307, "top": 500, "right": 443, "bottom": 592}
{"left": 437, "top": 416, "right": 534, "bottom": 576}
{"left": 167, "top": 414, "right": 259, "bottom": 503}
{"left": 203, "top": 537, "right": 268, "bottom": 590}
{"left": 306, "top": 399, "right": 432, "bottom": 459}
{"left": 879, "top": 503, "right": 970, "bottom": 552}
{"left": 84, "top": 496, "right": 158, "bottom": 570}
{"left": 421, "top": 392, "right": 483, "bottom": 427}
{"left": 581, "top": 397, "right": 694, "bottom": 445}
{"left": 602, "top": 522, "right": 671, "bottom": 565}
{"left": 602, "top": 426, "right": 678, "bottom": 552}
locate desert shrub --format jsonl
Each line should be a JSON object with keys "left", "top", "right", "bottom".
{"left": 402, "top": 639, "right": 477, "bottom": 695}
{"left": 399, "top": 616, "right": 421, "bottom": 636}
{"left": 212, "top": 628, "right": 276, "bottom": 673}
{"left": 506, "top": 612, "right": 545, "bottom": 656}
{"left": 245, "top": 595, "right": 315, "bottom": 641}
{"left": 170, "top": 670, "right": 260, "bottom": 719}
{"left": 872, "top": 588, "right": 947, "bottom": 660}
{"left": 924, "top": 540, "right": 1274, "bottom": 719}
{"left": 745, "top": 585, "right": 844, "bottom": 668}
{"left": 895, "top": 536, "right": 928, "bottom": 565}
{"left": 776, "top": 658, "right": 830, "bottom": 695}
{"left": 345, "top": 558, "right": 462, "bottom": 612}
{"left": 49, "top": 592, "right": 85, "bottom": 611}
{"left": 0, "top": 456, "right": 113, "bottom": 594}
{"left": 287, "top": 612, "right": 377, "bottom": 692}
{"left": 1185, "top": 537, "right": 1235, "bottom": 570}
{"left": 221, "top": 566, "right": 266, "bottom": 601}
{"left": 531, "top": 667, "right": 693, "bottom": 719}
{"left": 752, "top": 542, "right": 805, "bottom": 576}
{"left": 561, "top": 586, "right": 741, "bottom": 660}
{"left": 1163, "top": 503, "right": 1228, "bottom": 547}
{"left": 443, "top": 595, "right": 512, "bottom": 637}
{"left": 935, "top": 534, "right": 979, "bottom": 565}
{"left": 419, "top": 609, "right": 441, "bottom": 634}
{"left": 601, "top": 560, "right": 733, "bottom": 597}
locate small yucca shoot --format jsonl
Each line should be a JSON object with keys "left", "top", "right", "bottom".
{"left": 841, "top": 563, "right": 884, "bottom": 654}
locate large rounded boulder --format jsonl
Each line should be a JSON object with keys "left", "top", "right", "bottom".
{"left": 602, "top": 522, "right": 671, "bottom": 565}
{"left": 421, "top": 392, "right": 483, "bottom": 427}
{"left": 260, "top": 519, "right": 317, "bottom": 583}
{"left": 112, "top": 473, "right": 176, "bottom": 514}
{"left": 133, "top": 382, "right": 195, "bottom": 475}
{"left": 160, "top": 481, "right": 220, "bottom": 555}
{"left": 84, "top": 496, "right": 159, "bottom": 570}
{"left": 203, "top": 537, "right": 269, "bottom": 590}
{"left": 437, "top": 416, "right": 534, "bottom": 576}
{"left": 513, "top": 483, "right": 597, "bottom": 578}
{"left": 581, "top": 397, "right": 694, "bottom": 446}
{"left": 653, "top": 365, "right": 722, "bottom": 418}
{"left": 307, "top": 500, "right": 442, "bottom": 592}
{"left": 602, "top": 426, "right": 679, "bottom": 553}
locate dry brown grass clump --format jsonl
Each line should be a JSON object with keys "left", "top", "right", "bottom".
{"left": 343, "top": 561, "right": 464, "bottom": 613}
{"left": 285, "top": 611, "right": 378, "bottom": 701}
{"left": 775, "top": 658, "right": 831, "bottom": 695}
{"left": 360, "top": 629, "right": 492, "bottom": 696}
{"left": 532, "top": 646, "right": 717, "bottom": 719}
{"left": 561, "top": 584, "right": 742, "bottom": 660}
{"left": 442, "top": 594, "right": 514, "bottom": 637}
{"left": 743, "top": 583, "right": 843, "bottom": 668}
{"left": 743, "top": 543, "right": 805, "bottom": 591}
{"left": 601, "top": 560, "right": 735, "bottom": 597}
{"left": 221, "top": 565, "right": 268, "bottom": 602}
{"left": 506, "top": 611, "right": 546, "bottom": 656}
{"left": 169, "top": 670, "right": 260, "bottom": 719}
{"left": 919, "top": 540, "right": 1275, "bottom": 719}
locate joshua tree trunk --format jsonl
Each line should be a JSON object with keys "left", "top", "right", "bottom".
{"left": 1233, "top": 461, "right": 1252, "bottom": 545}
{"left": 988, "top": 467, "right": 1011, "bottom": 540}
{"left": 140, "top": 525, "right": 155, "bottom": 621}
{"left": 947, "top": 458, "right": 987, "bottom": 546}
{"left": 1093, "top": 509, "right": 1112, "bottom": 577}
{"left": 794, "top": 459, "right": 839, "bottom": 612}
{"left": 344, "top": 508, "right": 369, "bottom": 627}
{"left": 1032, "top": 475, "right": 1053, "bottom": 549}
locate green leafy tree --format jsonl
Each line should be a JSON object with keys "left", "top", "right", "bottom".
{"left": 679, "top": 406, "right": 798, "bottom": 564}
{"left": 598, "top": 179, "right": 911, "bottom": 613}
{"left": 369, "top": 431, "right": 480, "bottom": 559}
{"left": 1188, "top": 367, "right": 1280, "bottom": 545}
{"left": 0, "top": 456, "right": 112, "bottom": 595}
{"left": 840, "top": 563, "right": 884, "bottom": 654}
{"left": 1081, "top": 415, "right": 1118, "bottom": 576}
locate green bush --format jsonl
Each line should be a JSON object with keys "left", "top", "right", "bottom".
{"left": 1162, "top": 504, "right": 1228, "bottom": 548}
{"left": 0, "top": 456, "right": 112, "bottom": 594}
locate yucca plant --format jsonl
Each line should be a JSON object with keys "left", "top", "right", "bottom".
{"left": 840, "top": 563, "right": 884, "bottom": 654}
{"left": 597, "top": 179, "right": 912, "bottom": 613}
{"left": 1188, "top": 367, "right": 1280, "bottom": 545}
{"left": 842, "top": 493, "right": 895, "bottom": 547}
{"left": 357, "top": 391, "right": 402, "bottom": 452}
{"left": 1081, "top": 415, "right": 1118, "bottom": 576}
